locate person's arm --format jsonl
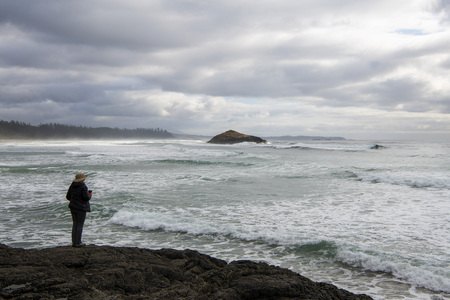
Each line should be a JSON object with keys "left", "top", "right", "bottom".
{"left": 81, "top": 184, "right": 91, "bottom": 201}
{"left": 66, "top": 184, "right": 72, "bottom": 201}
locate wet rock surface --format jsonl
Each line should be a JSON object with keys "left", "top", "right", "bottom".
{"left": 0, "top": 243, "right": 372, "bottom": 299}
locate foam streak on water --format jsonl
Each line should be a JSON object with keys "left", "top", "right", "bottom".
{"left": 0, "top": 139, "right": 449, "bottom": 300}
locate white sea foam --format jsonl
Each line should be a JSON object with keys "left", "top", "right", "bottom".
{"left": 162, "top": 144, "right": 245, "bottom": 158}
{"left": 269, "top": 142, "right": 381, "bottom": 151}
{"left": 109, "top": 209, "right": 321, "bottom": 247}
{"left": 355, "top": 171, "right": 450, "bottom": 190}
{"left": 336, "top": 249, "right": 450, "bottom": 293}
{"left": 109, "top": 210, "right": 224, "bottom": 236}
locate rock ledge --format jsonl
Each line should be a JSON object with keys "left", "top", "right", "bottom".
{"left": 0, "top": 243, "right": 372, "bottom": 299}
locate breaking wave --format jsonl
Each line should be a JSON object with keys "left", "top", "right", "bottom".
{"left": 110, "top": 209, "right": 450, "bottom": 293}
{"left": 269, "top": 142, "right": 386, "bottom": 151}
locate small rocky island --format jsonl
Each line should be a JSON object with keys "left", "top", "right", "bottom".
{"left": 208, "top": 130, "right": 267, "bottom": 144}
{"left": 0, "top": 244, "right": 372, "bottom": 299}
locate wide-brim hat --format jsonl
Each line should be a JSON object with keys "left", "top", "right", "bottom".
{"left": 73, "top": 173, "right": 88, "bottom": 182}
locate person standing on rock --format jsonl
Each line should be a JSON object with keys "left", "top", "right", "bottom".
{"left": 66, "top": 173, "right": 92, "bottom": 247}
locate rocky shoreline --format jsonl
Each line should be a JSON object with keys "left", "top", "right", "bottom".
{"left": 0, "top": 243, "right": 372, "bottom": 299}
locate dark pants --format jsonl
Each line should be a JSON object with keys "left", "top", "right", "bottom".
{"left": 71, "top": 209, "right": 86, "bottom": 246}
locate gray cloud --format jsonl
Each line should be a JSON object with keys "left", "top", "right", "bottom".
{"left": 0, "top": 0, "right": 449, "bottom": 139}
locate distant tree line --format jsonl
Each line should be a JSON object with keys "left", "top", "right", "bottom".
{"left": 0, "top": 120, "right": 174, "bottom": 139}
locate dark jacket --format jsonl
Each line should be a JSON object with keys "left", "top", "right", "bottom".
{"left": 66, "top": 182, "right": 91, "bottom": 212}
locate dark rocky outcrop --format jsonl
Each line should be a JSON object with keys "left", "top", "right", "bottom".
{"left": 0, "top": 244, "right": 372, "bottom": 299}
{"left": 370, "top": 144, "right": 386, "bottom": 149}
{"left": 208, "top": 130, "right": 267, "bottom": 144}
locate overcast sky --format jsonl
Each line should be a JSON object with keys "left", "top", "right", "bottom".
{"left": 1, "top": 0, "right": 449, "bottom": 140}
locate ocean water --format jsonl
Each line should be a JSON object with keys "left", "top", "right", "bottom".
{"left": 0, "top": 138, "right": 449, "bottom": 300}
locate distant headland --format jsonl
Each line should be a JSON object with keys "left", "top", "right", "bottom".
{"left": 0, "top": 120, "right": 173, "bottom": 139}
